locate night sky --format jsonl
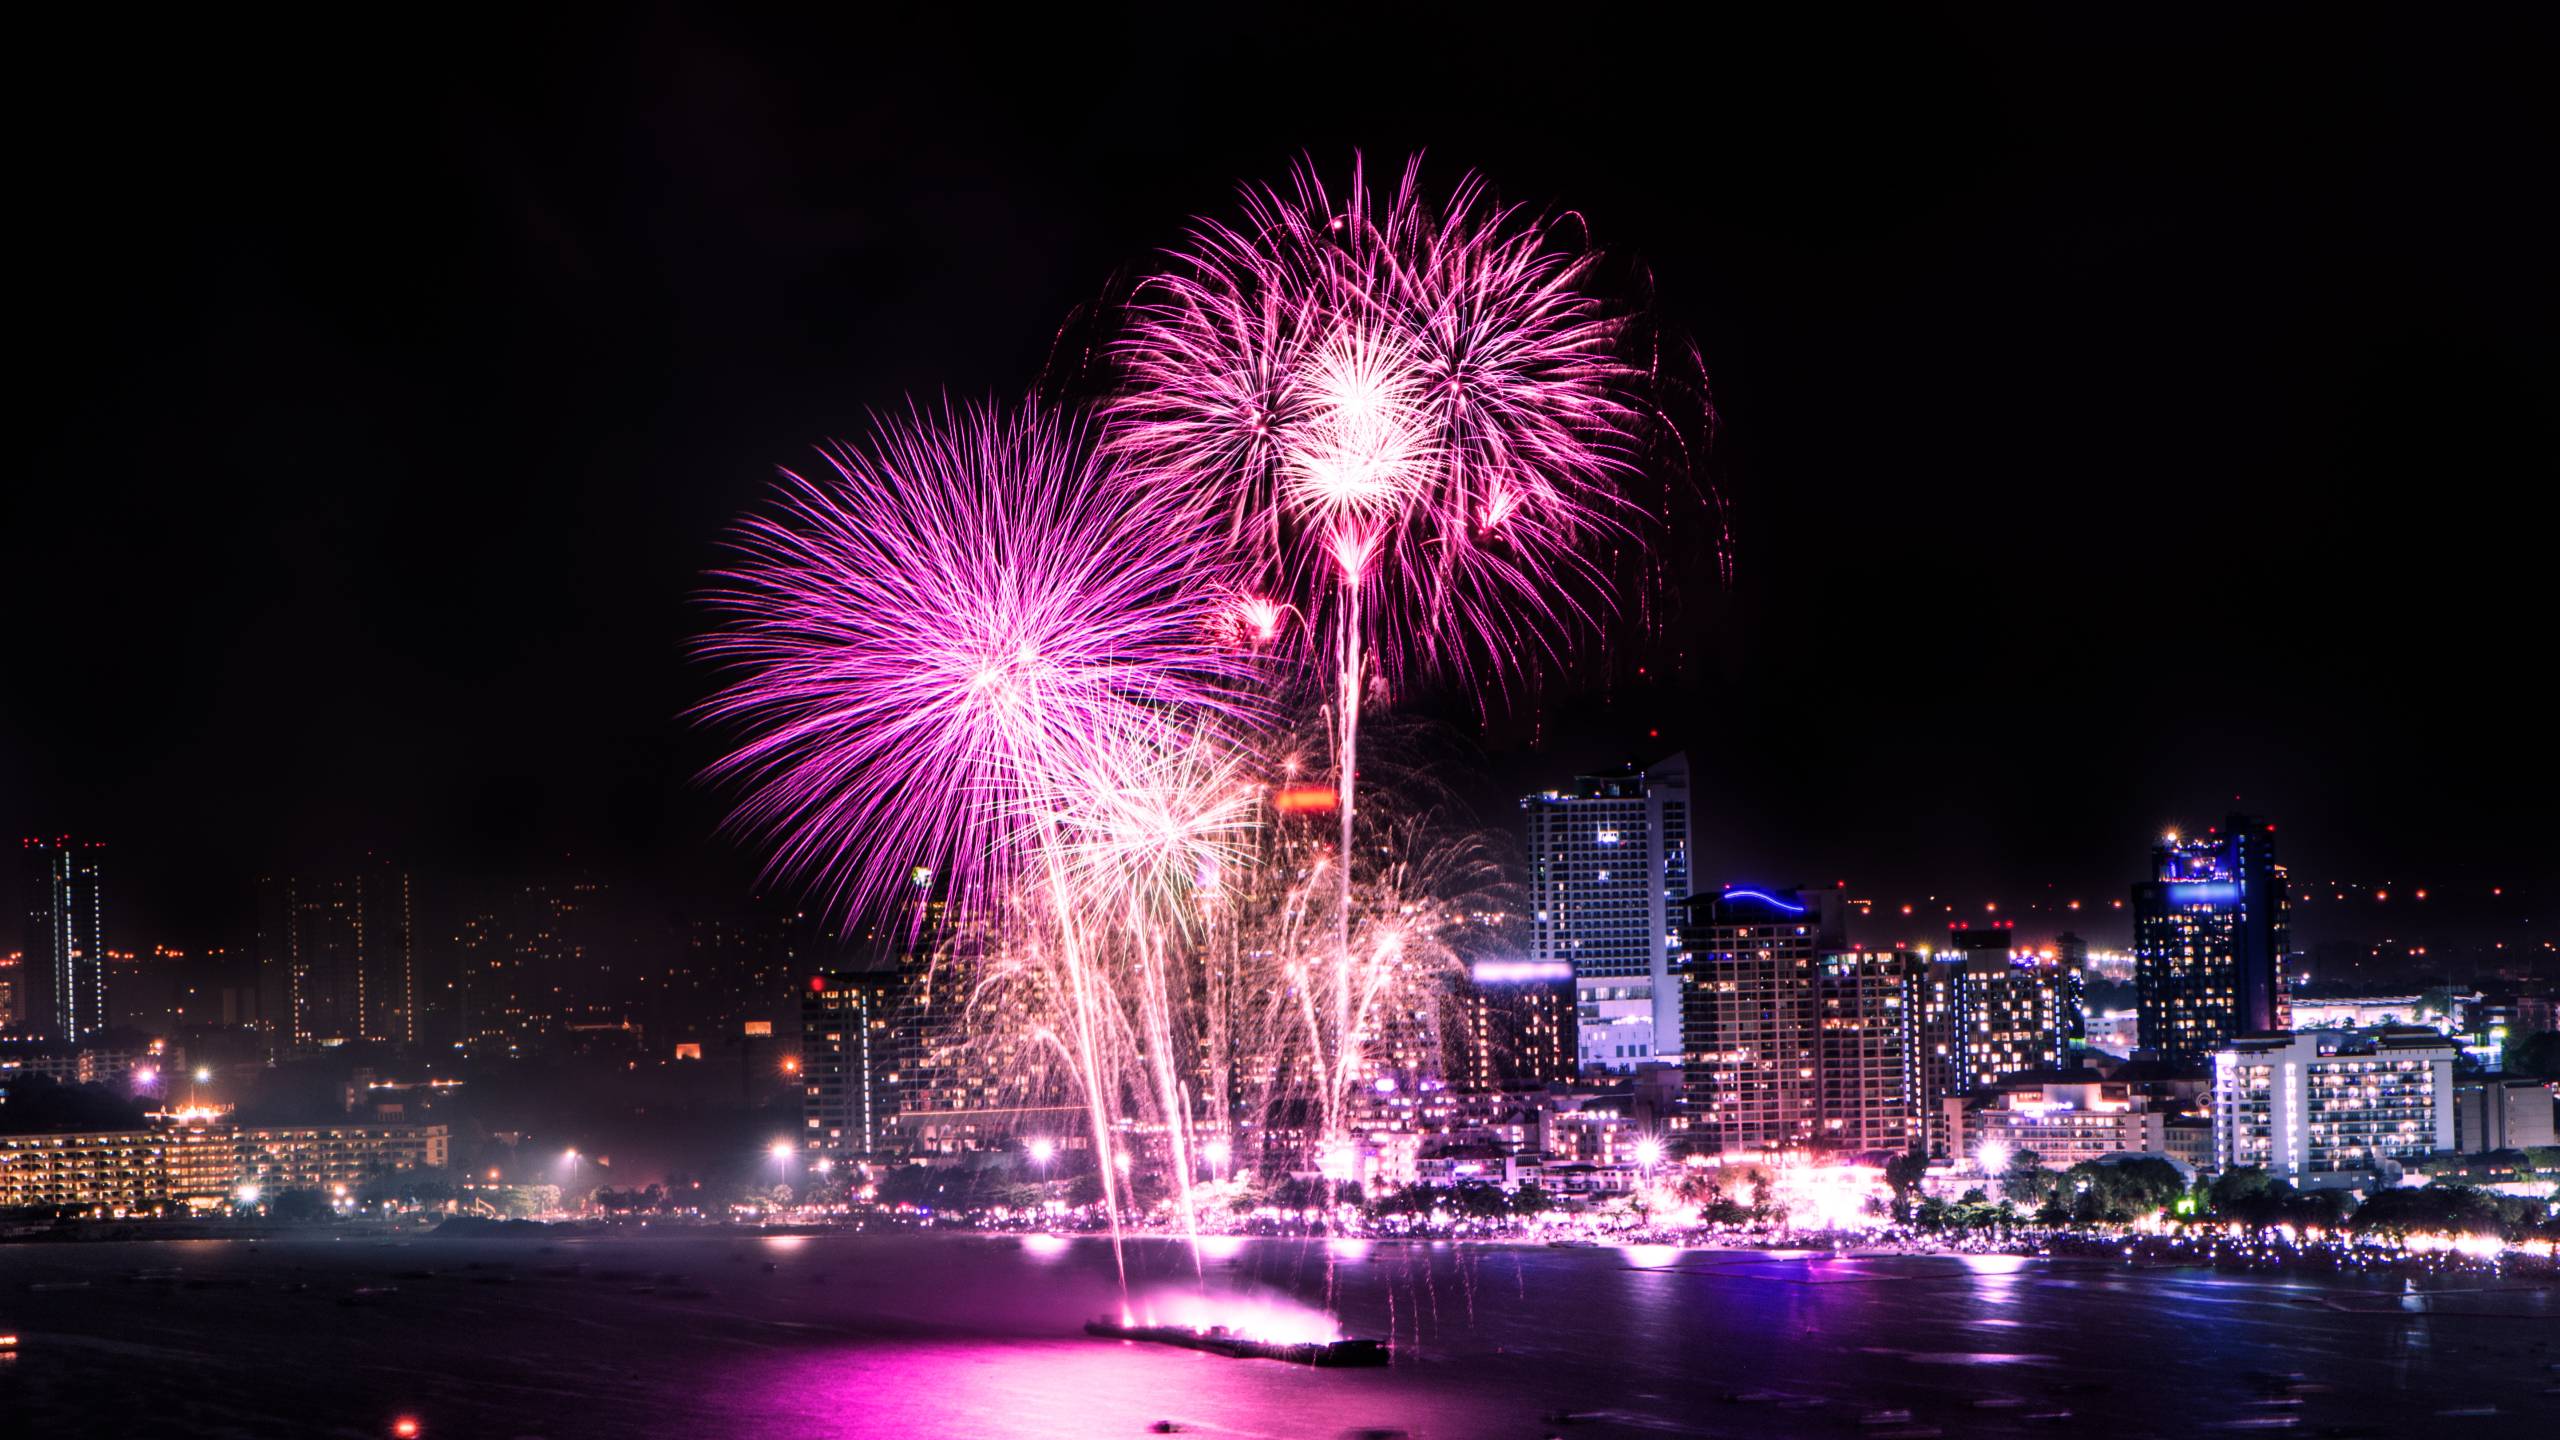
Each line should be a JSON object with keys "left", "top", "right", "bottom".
{"left": 8, "top": 10, "right": 2551, "bottom": 960}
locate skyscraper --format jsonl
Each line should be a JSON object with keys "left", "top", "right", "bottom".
{"left": 2133, "top": 816, "right": 2290, "bottom": 1066}
{"left": 1450, "top": 959, "right": 1579, "bottom": 1091}
{"left": 1522, "top": 754, "right": 1689, "bottom": 1071}
{"left": 1816, "top": 950, "right": 1915, "bottom": 1154}
{"left": 22, "top": 837, "right": 107, "bottom": 1044}
{"left": 1905, "top": 927, "right": 2086, "bottom": 1155}
{"left": 801, "top": 969, "right": 904, "bottom": 1161}
{"left": 256, "top": 859, "right": 417, "bottom": 1049}
{"left": 1678, "top": 886, "right": 1849, "bottom": 1154}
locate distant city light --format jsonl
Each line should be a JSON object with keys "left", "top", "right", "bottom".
{"left": 391, "top": 1418, "right": 422, "bottom": 1439}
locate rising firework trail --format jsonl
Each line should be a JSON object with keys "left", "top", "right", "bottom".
{"left": 1109, "top": 153, "right": 1649, "bottom": 1155}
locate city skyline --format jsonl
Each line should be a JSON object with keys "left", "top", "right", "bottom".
{"left": 3, "top": 13, "right": 2551, "bottom": 1439}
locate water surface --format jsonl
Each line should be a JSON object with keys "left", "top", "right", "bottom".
{"left": 2, "top": 1232, "right": 2551, "bottom": 1436}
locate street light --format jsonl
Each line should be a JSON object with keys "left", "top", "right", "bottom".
{"left": 1027, "top": 1137, "right": 1056, "bottom": 1166}
{"left": 1977, "top": 1140, "right": 2012, "bottom": 1180}
{"left": 770, "top": 1140, "right": 797, "bottom": 1165}
{"left": 1202, "top": 1137, "right": 1231, "bottom": 1175}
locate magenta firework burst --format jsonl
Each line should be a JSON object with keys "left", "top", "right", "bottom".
{"left": 1108, "top": 151, "right": 1640, "bottom": 694}
{"left": 696, "top": 401, "right": 1253, "bottom": 927}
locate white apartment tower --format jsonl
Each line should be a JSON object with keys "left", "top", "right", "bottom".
{"left": 1523, "top": 755, "right": 1690, "bottom": 1072}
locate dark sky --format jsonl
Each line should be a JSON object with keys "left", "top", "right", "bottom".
{"left": 8, "top": 8, "right": 2552, "bottom": 960}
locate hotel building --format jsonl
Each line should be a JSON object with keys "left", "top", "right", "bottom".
{"left": 2212, "top": 1027, "right": 2455, "bottom": 1188}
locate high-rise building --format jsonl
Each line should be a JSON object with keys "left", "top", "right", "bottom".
{"left": 257, "top": 859, "right": 416, "bottom": 1048}
{"left": 1901, "top": 929, "right": 2085, "bottom": 1156}
{"left": 2134, "top": 817, "right": 2290, "bottom": 1066}
{"left": 1943, "top": 927, "right": 2084, "bottom": 1089}
{"left": 1678, "top": 886, "right": 1848, "bottom": 1155}
{"left": 1451, "top": 959, "right": 1578, "bottom": 1091}
{"left": 22, "top": 837, "right": 108, "bottom": 1045}
{"left": 801, "top": 969, "right": 903, "bottom": 1160}
{"left": 449, "top": 875, "right": 608, "bottom": 1055}
{"left": 1522, "top": 754, "right": 1689, "bottom": 1071}
{"left": 2213, "top": 1027, "right": 2454, "bottom": 1188}
{"left": 1816, "top": 949, "right": 1914, "bottom": 1153}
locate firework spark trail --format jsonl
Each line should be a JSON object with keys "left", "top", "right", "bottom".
{"left": 700, "top": 154, "right": 1674, "bottom": 1316}
{"left": 698, "top": 400, "right": 1258, "bottom": 930}
{"left": 699, "top": 400, "right": 1255, "bottom": 1293}
{"left": 1108, "top": 153, "right": 1645, "bottom": 1156}
{"left": 1040, "top": 718, "right": 1264, "bottom": 1274}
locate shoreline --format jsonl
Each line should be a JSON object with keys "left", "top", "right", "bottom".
{"left": 7, "top": 1214, "right": 2550, "bottom": 1284}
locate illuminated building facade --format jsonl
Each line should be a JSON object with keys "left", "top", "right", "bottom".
{"left": 1944, "top": 928, "right": 2084, "bottom": 1088}
{"left": 22, "top": 837, "right": 107, "bottom": 1045}
{"left": 1522, "top": 754, "right": 1689, "bottom": 1071}
{"left": 1816, "top": 950, "right": 1913, "bottom": 1153}
{"left": 0, "top": 1129, "right": 168, "bottom": 1212}
{"left": 2212, "top": 1027, "right": 2454, "bottom": 1188}
{"left": 801, "top": 969, "right": 903, "bottom": 1160}
{"left": 1901, "top": 931, "right": 2085, "bottom": 1156}
{"left": 234, "top": 1122, "right": 450, "bottom": 1191}
{"left": 1679, "top": 887, "right": 1847, "bottom": 1154}
{"left": 1944, "top": 1078, "right": 2169, "bottom": 1170}
{"left": 1451, "top": 960, "right": 1578, "bottom": 1091}
{"left": 0, "top": 1119, "right": 446, "bottom": 1210}
{"left": 2134, "top": 817, "right": 2290, "bottom": 1065}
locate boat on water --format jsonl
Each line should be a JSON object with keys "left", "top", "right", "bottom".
{"left": 1084, "top": 1317, "right": 1390, "bottom": 1367}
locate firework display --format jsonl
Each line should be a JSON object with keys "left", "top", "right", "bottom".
{"left": 701, "top": 154, "right": 1668, "bottom": 1284}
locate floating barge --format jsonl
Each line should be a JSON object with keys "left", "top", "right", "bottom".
{"left": 1084, "top": 1317, "right": 1390, "bottom": 1367}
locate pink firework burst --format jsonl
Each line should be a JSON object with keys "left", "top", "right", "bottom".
{"left": 1108, "top": 152, "right": 1642, "bottom": 699}
{"left": 696, "top": 400, "right": 1254, "bottom": 928}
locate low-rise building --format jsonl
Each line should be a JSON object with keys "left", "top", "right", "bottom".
{"left": 0, "top": 1119, "right": 446, "bottom": 1212}
{"left": 1945, "top": 1077, "right": 2169, "bottom": 1170}
{"left": 0, "top": 1129, "right": 171, "bottom": 1212}
{"left": 234, "top": 1122, "right": 449, "bottom": 1192}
